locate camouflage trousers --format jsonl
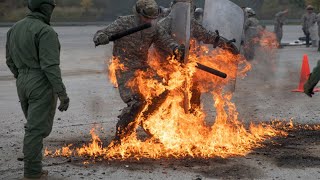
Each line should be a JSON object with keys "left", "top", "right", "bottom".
{"left": 274, "top": 26, "right": 283, "bottom": 44}
{"left": 115, "top": 69, "right": 146, "bottom": 141}
{"left": 114, "top": 69, "right": 201, "bottom": 141}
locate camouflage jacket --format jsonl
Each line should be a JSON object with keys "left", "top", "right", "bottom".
{"left": 95, "top": 15, "right": 178, "bottom": 70}
{"left": 244, "top": 17, "right": 260, "bottom": 31}
{"left": 154, "top": 14, "right": 219, "bottom": 59}
{"left": 274, "top": 11, "right": 287, "bottom": 28}
{"left": 244, "top": 17, "right": 260, "bottom": 43}
{"left": 302, "top": 12, "right": 317, "bottom": 32}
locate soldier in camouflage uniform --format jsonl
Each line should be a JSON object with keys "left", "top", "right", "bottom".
{"left": 194, "top": 8, "right": 204, "bottom": 24}
{"left": 93, "top": 0, "right": 183, "bottom": 142}
{"left": 302, "top": 5, "right": 317, "bottom": 47}
{"left": 304, "top": 60, "right": 320, "bottom": 97}
{"left": 154, "top": 0, "right": 237, "bottom": 111}
{"left": 274, "top": 9, "right": 288, "bottom": 47}
{"left": 244, "top": 8, "right": 260, "bottom": 61}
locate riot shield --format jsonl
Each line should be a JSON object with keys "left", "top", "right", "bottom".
{"left": 203, "top": 0, "right": 244, "bottom": 49}
{"left": 170, "top": 2, "right": 191, "bottom": 64}
{"left": 203, "top": 0, "right": 244, "bottom": 93}
{"left": 170, "top": 1, "right": 191, "bottom": 113}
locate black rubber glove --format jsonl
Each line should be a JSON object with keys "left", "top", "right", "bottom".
{"left": 58, "top": 92, "right": 70, "bottom": 112}
{"left": 173, "top": 44, "right": 186, "bottom": 63}
{"left": 213, "top": 30, "right": 220, "bottom": 48}
{"left": 215, "top": 36, "right": 239, "bottom": 55}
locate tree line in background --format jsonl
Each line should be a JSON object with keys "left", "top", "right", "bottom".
{"left": 0, "top": 0, "right": 319, "bottom": 22}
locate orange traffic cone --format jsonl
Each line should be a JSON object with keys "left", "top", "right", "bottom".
{"left": 292, "top": 54, "right": 320, "bottom": 92}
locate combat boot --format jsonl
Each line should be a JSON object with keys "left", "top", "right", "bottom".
{"left": 23, "top": 170, "right": 48, "bottom": 180}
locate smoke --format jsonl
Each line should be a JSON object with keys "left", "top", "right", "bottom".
{"left": 232, "top": 27, "right": 281, "bottom": 121}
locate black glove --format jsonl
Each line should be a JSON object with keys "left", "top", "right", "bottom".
{"left": 173, "top": 44, "right": 186, "bottom": 63}
{"left": 216, "top": 36, "right": 240, "bottom": 55}
{"left": 58, "top": 92, "right": 70, "bottom": 112}
{"left": 213, "top": 30, "right": 220, "bottom": 48}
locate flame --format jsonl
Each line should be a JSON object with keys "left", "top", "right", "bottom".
{"left": 107, "top": 57, "right": 126, "bottom": 88}
{"left": 45, "top": 40, "right": 296, "bottom": 160}
{"left": 45, "top": 144, "right": 72, "bottom": 157}
{"left": 76, "top": 128, "right": 108, "bottom": 157}
{"left": 249, "top": 28, "right": 279, "bottom": 71}
{"left": 256, "top": 29, "right": 279, "bottom": 50}
{"left": 271, "top": 119, "right": 320, "bottom": 131}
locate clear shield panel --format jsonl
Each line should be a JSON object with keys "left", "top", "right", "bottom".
{"left": 203, "top": 0, "right": 244, "bottom": 49}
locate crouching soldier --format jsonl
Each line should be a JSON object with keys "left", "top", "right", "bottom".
{"left": 93, "top": 0, "right": 184, "bottom": 143}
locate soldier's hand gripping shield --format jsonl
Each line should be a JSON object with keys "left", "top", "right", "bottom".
{"left": 173, "top": 44, "right": 186, "bottom": 63}
{"left": 203, "top": 0, "right": 244, "bottom": 52}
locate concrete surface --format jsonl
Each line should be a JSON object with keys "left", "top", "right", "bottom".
{"left": 1, "top": 25, "right": 320, "bottom": 179}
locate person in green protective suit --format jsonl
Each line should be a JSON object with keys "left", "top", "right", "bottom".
{"left": 304, "top": 60, "right": 320, "bottom": 97}
{"left": 6, "top": 0, "right": 70, "bottom": 179}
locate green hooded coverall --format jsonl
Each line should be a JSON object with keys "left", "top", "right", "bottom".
{"left": 6, "top": 0, "right": 69, "bottom": 178}
{"left": 304, "top": 60, "right": 320, "bottom": 97}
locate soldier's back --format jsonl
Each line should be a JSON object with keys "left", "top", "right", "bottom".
{"left": 8, "top": 15, "right": 54, "bottom": 69}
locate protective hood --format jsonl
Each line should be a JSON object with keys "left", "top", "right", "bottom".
{"left": 28, "top": 0, "right": 56, "bottom": 24}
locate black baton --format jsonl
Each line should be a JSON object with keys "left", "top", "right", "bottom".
{"left": 196, "top": 63, "right": 227, "bottom": 79}
{"left": 109, "top": 23, "right": 152, "bottom": 41}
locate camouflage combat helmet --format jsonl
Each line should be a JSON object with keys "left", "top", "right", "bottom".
{"left": 306, "top": 5, "right": 314, "bottom": 10}
{"left": 28, "top": 0, "right": 56, "bottom": 11}
{"left": 194, "top": 8, "right": 204, "bottom": 16}
{"left": 135, "top": 0, "right": 160, "bottom": 19}
{"left": 245, "top": 7, "right": 256, "bottom": 16}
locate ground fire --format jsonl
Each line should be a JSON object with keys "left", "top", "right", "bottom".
{"left": 46, "top": 39, "right": 290, "bottom": 160}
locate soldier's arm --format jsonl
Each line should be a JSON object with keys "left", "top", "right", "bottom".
{"left": 278, "top": 11, "right": 286, "bottom": 17}
{"left": 95, "top": 17, "right": 124, "bottom": 37}
{"left": 313, "top": 14, "right": 317, "bottom": 24}
{"left": 311, "top": 61, "right": 320, "bottom": 81}
{"left": 39, "top": 28, "right": 67, "bottom": 96}
{"left": 192, "top": 20, "right": 239, "bottom": 54}
{"left": 244, "top": 19, "right": 251, "bottom": 31}
{"left": 154, "top": 23, "right": 179, "bottom": 55}
{"left": 5, "top": 30, "right": 18, "bottom": 79}
{"left": 305, "top": 60, "right": 320, "bottom": 92}
{"left": 192, "top": 19, "right": 218, "bottom": 44}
